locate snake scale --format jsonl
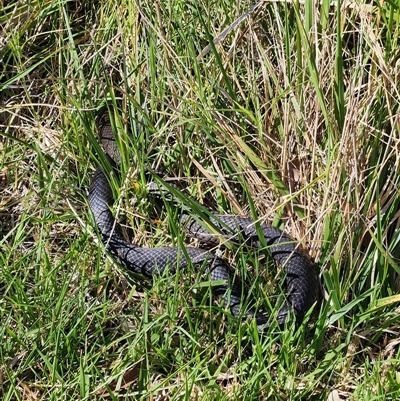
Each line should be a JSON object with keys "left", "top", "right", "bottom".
{"left": 88, "top": 112, "right": 320, "bottom": 330}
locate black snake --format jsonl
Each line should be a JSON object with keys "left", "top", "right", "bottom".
{"left": 88, "top": 112, "right": 320, "bottom": 330}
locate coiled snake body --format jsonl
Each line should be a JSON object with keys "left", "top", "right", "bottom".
{"left": 89, "top": 114, "right": 320, "bottom": 329}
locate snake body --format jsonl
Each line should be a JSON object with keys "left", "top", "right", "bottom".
{"left": 89, "top": 115, "right": 320, "bottom": 329}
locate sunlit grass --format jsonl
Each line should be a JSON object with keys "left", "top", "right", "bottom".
{"left": 1, "top": 0, "right": 400, "bottom": 399}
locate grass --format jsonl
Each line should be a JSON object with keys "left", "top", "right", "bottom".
{"left": 1, "top": 0, "right": 400, "bottom": 399}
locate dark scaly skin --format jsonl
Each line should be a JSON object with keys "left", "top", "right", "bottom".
{"left": 89, "top": 166, "right": 253, "bottom": 323}
{"left": 89, "top": 114, "right": 320, "bottom": 329}
{"left": 181, "top": 215, "right": 320, "bottom": 324}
